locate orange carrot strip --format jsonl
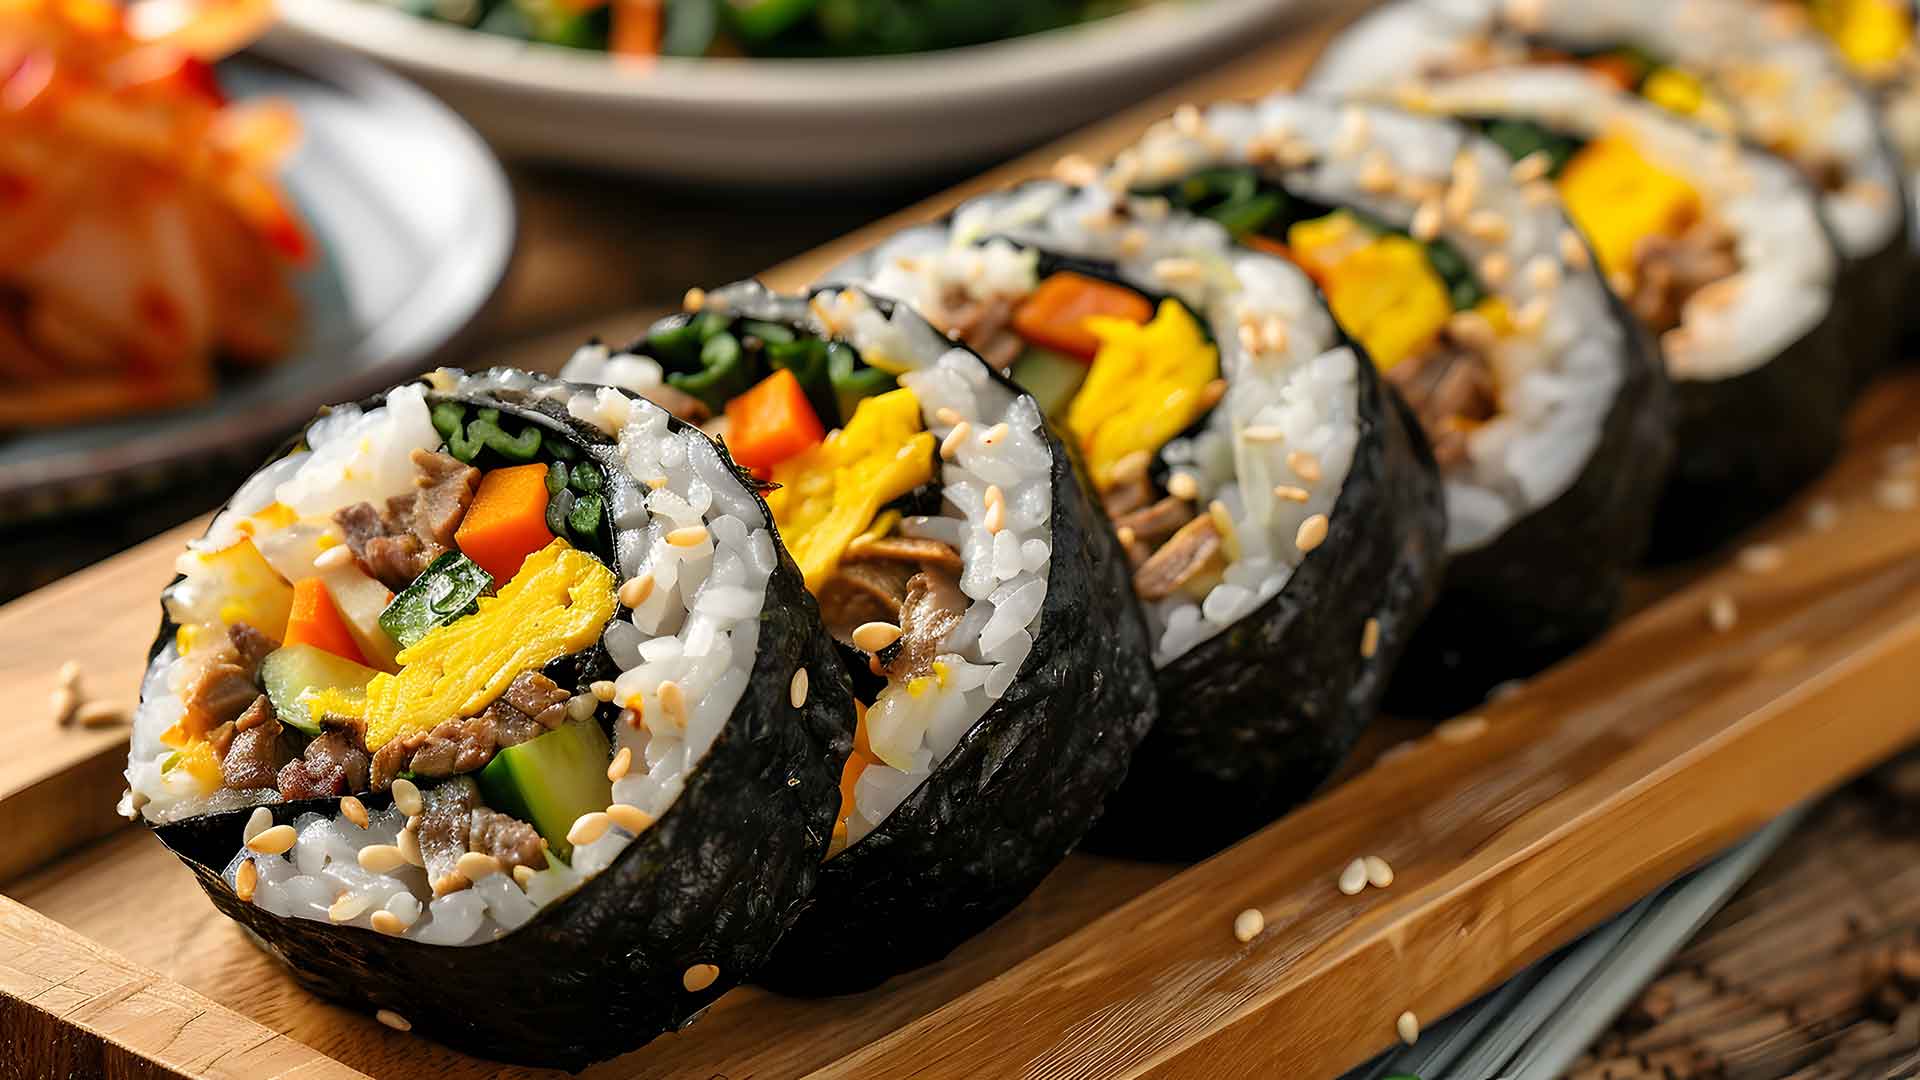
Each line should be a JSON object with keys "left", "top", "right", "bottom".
{"left": 725, "top": 368, "right": 825, "bottom": 470}
{"left": 455, "top": 464, "right": 556, "bottom": 584}
{"left": 284, "top": 577, "right": 367, "bottom": 664}
{"left": 1011, "top": 271, "right": 1154, "bottom": 362}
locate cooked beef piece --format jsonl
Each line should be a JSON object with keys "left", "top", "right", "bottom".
{"left": 414, "top": 778, "right": 478, "bottom": 890}
{"left": 501, "top": 671, "right": 569, "bottom": 730}
{"left": 1134, "top": 514, "right": 1223, "bottom": 601}
{"left": 332, "top": 449, "right": 480, "bottom": 591}
{"left": 1115, "top": 496, "right": 1197, "bottom": 550}
{"left": 469, "top": 807, "right": 547, "bottom": 874}
{"left": 1386, "top": 331, "right": 1500, "bottom": 468}
{"left": 406, "top": 714, "right": 502, "bottom": 779}
{"left": 205, "top": 720, "right": 237, "bottom": 760}
{"left": 183, "top": 659, "right": 261, "bottom": 734}
{"left": 1100, "top": 468, "right": 1157, "bottom": 520}
{"left": 369, "top": 732, "right": 415, "bottom": 792}
{"left": 221, "top": 695, "right": 286, "bottom": 790}
{"left": 818, "top": 560, "right": 915, "bottom": 645}
{"left": 882, "top": 570, "right": 969, "bottom": 681}
{"left": 275, "top": 727, "right": 371, "bottom": 800}
{"left": 227, "top": 622, "right": 280, "bottom": 672}
{"left": 845, "top": 535, "right": 966, "bottom": 574}
{"left": 1629, "top": 218, "right": 1740, "bottom": 335}
{"left": 939, "top": 287, "right": 1022, "bottom": 372}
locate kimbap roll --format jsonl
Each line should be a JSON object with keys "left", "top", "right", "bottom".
{"left": 827, "top": 180, "right": 1449, "bottom": 857}
{"left": 1101, "top": 97, "right": 1671, "bottom": 714}
{"left": 562, "top": 282, "right": 1157, "bottom": 991}
{"left": 122, "top": 370, "right": 853, "bottom": 1068}
{"left": 1308, "top": 52, "right": 1851, "bottom": 556}
{"left": 1309, "top": 0, "right": 1907, "bottom": 381}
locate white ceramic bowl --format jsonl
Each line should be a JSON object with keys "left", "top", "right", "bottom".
{"left": 268, "top": 0, "right": 1304, "bottom": 183}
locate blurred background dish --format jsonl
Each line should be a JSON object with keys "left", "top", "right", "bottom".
{"left": 0, "top": 38, "right": 514, "bottom": 528}
{"left": 268, "top": 0, "right": 1307, "bottom": 181}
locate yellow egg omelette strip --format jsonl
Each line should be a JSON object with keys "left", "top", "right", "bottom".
{"left": 1067, "top": 299, "right": 1220, "bottom": 490}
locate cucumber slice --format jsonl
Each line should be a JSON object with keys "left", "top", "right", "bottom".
{"left": 477, "top": 719, "right": 614, "bottom": 861}
{"left": 1008, "top": 347, "right": 1089, "bottom": 421}
{"left": 259, "top": 644, "right": 380, "bottom": 735}
{"left": 378, "top": 552, "right": 493, "bottom": 650}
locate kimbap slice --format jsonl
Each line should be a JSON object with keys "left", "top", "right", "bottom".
{"left": 829, "top": 180, "right": 1449, "bottom": 857}
{"left": 1310, "top": 0, "right": 1906, "bottom": 382}
{"left": 1307, "top": 55, "right": 1851, "bottom": 557}
{"left": 563, "top": 282, "right": 1158, "bottom": 991}
{"left": 122, "top": 370, "right": 853, "bottom": 1068}
{"left": 1106, "top": 97, "right": 1672, "bottom": 713}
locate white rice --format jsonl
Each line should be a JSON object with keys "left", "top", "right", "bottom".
{"left": 125, "top": 370, "right": 775, "bottom": 946}
{"left": 1308, "top": 0, "right": 1903, "bottom": 260}
{"left": 828, "top": 181, "right": 1365, "bottom": 662}
{"left": 564, "top": 284, "right": 1054, "bottom": 844}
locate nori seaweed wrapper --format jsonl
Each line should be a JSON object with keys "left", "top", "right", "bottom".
{"left": 755, "top": 363, "right": 1160, "bottom": 996}
{"left": 1089, "top": 341, "right": 1450, "bottom": 860}
{"left": 1388, "top": 285, "right": 1674, "bottom": 716}
{"left": 143, "top": 377, "right": 854, "bottom": 1070}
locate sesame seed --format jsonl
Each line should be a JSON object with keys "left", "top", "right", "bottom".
{"left": 1877, "top": 478, "right": 1918, "bottom": 511}
{"left": 659, "top": 680, "right": 687, "bottom": 729}
{"left": 681, "top": 287, "right": 706, "bottom": 313}
{"left": 398, "top": 822, "right": 424, "bottom": 867}
{"left": 1261, "top": 317, "right": 1288, "bottom": 353}
{"left": 1436, "top": 714, "right": 1488, "bottom": 743}
{"left": 981, "top": 422, "right": 1010, "bottom": 447}
{"left": 608, "top": 803, "right": 654, "bottom": 834}
{"left": 1737, "top": 544, "right": 1785, "bottom": 574}
{"left": 1411, "top": 201, "right": 1443, "bottom": 242}
{"left": 940, "top": 421, "right": 972, "bottom": 461}
{"left": 1334, "top": 106, "right": 1370, "bottom": 156}
{"left": 1360, "top": 617, "right": 1381, "bottom": 659}
{"left": 1466, "top": 210, "right": 1510, "bottom": 242}
{"left": 1338, "top": 858, "right": 1368, "bottom": 895}
{"left": 647, "top": 476, "right": 669, "bottom": 490}
{"left": 591, "top": 680, "right": 617, "bottom": 703}
{"left": 618, "top": 573, "right": 655, "bottom": 609}
{"left": 456, "top": 852, "right": 502, "bottom": 881}
{"left": 513, "top": 865, "right": 535, "bottom": 888}
{"left": 1808, "top": 499, "right": 1839, "bottom": 532}
{"left": 370, "top": 911, "right": 406, "bottom": 937}
{"left": 683, "top": 963, "right": 722, "bottom": 993}
{"left": 1522, "top": 180, "right": 1556, "bottom": 208}
{"left": 74, "top": 701, "right": 127, "bottom": 728}
{"left": 358, "top": 844, "right": 409, "bottom": 874}
{"left": 313, "top": 545, "right": 354, "bottom": 571}
{"left": 1479, "top": 252, "right": 1512, "bottom": 286}
{"left": 1447, "top": 310, "right": 1496, "bottom": 351}
{"left": 329, "top": 892, "right": 372, "bottom": 923}
{"left": 667, "top": 525, "right": 710, "bottom": 548}
{"left": 1287, "top": 450, "right": 1322, "bottom": 483}
{"left": 1153, "top": 257, "right": 1205, "bottom": 283}
{"left": 566, "top": 693, "right": 596, "bottom": 722}
{"left": 1707, "top": 593, "right": 1739, "bottom": 633}
{"left": 1243, "top": 425, "right": 1286, "bottom": 443}
{"left": 1115, "top": 526, "right": 1138, "bottom": 548}
{"left": 1119, "top": 228, "right": 1148, "bottom": 257}
{"left": 1513, "top": 297, "right": 1550, "bottom": 336}
{"left": 608, "top": 746, "right": 633, "bottom": 782}
{"left": 1364, "top": 856, "right": 1394, "bottom": 888}
{"left": 852, "top": 621, "right": 904, "bottom": 653}
{"left": 935, "top": 406, "right": 963, "bottom": 426}
{"left": 1559, "top": 230, "right": 1590, "bottom": 269}
{"left": 340, "top": 796, "right": 370, "bottom": 829}
{"left": 1167, "top": 472, "right": 1200, "bottom": 500}
{"left": 985, "top": 485, "right": 1008, "bottom": 534}
{"left": 391, "top": 778, "right": 422, "bottom": 818}
{"left": 1233, "top": 908, "right": 1265, "bottom": 943}
{"left": 234, "top": 859, "right": 258, "bottom": 902}
{"left": 246, "top": 824, "right": 297, "bottom": 856}
{"left": 57, "top": 660, "right": 81, "bottom": 689}
{"left": 1608, "top": 269, "right": 1635, "bottom": 298}
{"left": 376, "top": 1008, "right": 412, "bottom": 1032}
{"left": 1358, "top": 152, "right": 1397, "bottom": 194}
{"left": 49, "top": 685, "right": 76, "bottom": 727}
{"left": 569, "top": 812, "right": 612, "bottom": 847}
{"left": 1052, "top": 153, "right": 1099, "bottom": 186}
{"left": 1525, "top": 255, "right": 1561, "bottom": 292}
{"left": 1397, "top": 1010, "right": 1420, "bottom": 1045}
{"left": 1510, "top": 150, "right": 1551, "bottom": 183}
{"left": 431, "top": 873, "right": 471, "bottom": 898}
{"left": 1237, "top": 322, "right": 1262, "bottom": 355}
{"left": 1295, "top": 514, "right": 1330, "bottom": 553}
{"left": 1273, "top": 485, "right": 1310, "bottom": 503}
{"left": 790, "top": 667, "right": 809, "bottom": 709}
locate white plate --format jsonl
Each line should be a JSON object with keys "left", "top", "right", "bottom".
{"left": 268, "top": 0, "right": 1305, "bottom": 182}
{"left": 1, "top": 43, "right": 514, "bottom": 523}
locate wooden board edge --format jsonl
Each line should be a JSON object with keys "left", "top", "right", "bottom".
{"left": 0, "top": 894, "right": 367, "bottom": 1080}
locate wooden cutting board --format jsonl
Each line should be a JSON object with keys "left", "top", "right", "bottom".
{"left": 8, "top": 11, "right": 1920, "bottom": 1079}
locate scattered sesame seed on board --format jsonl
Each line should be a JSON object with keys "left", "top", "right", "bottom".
{"left": 1295, "top": 514, "right": 1330, "bottom": 553}
{"left": 1360, "top": 617, "right": 1381, "bottom": 659}
{"left": 1233, "top": 908, "right": 1265, "bottom": 943}
{"left": 49, "top": 685, "right": 76, "bottom": 727}
{"left": 1707, "top": 593, "right": 1739, "bottom": 633}
{"left": 391, "top": 777, "right": 423, "bottom": 818}
{"left": 683, "top": 963, "right": 722, "bottom": 993}
{"left": 234, "top": 859, "right": 258, "bottom": 902}
{"left": 246, "top": 824, "right": 297, "bottom": 856}
{"left": 74, "top": 701, "right": 127, "bottom": 728}
{"left": 340, "top": 796, "right": 370, "bottom": 829}
{"left": 57, "top": 659, "right": 81, "bottom": 689}
{"left": 1737, "top": 544, "right": 1785, "bottom": 574}
{"left": 1397, "top": 1010, "right": 1420, "bottom": 1045}
{"left": 1808, "top": 499, "right": 1839, "bottom": 532}
{"left": 1436, "top": 715, "right": 1489, "bottom": 744}
{"left": 1338, "top": 859, "right": 1368, "bottom": 896}
{"left": 376, "top": 1008, "right": 412, "bottom": 1032}
{"left": 608, "top": 746, "right": 633, "bottom": 782}
{"left": 1364, "top": 856, "right": 1394, "bottom": 888}
{"left": 790, "top": 667, "right": 809, "bottom": 709}
{"left": 1876, "top": 478, "right": 1918, "bottom": 511}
